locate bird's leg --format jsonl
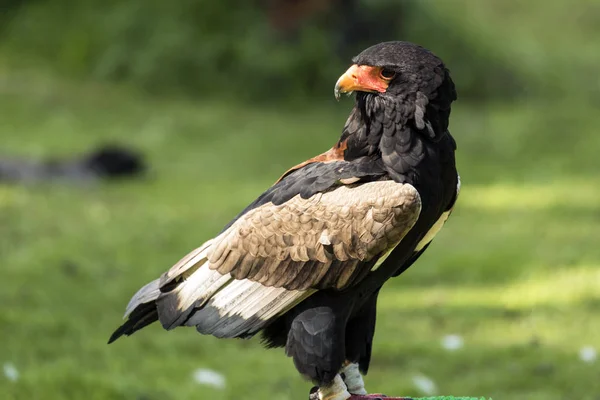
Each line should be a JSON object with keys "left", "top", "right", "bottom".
{"left": 340, "top": 362, "right": 367, "bottom": 395}
{"left": 309, "top": 374, "right": 351, "bottom": 400}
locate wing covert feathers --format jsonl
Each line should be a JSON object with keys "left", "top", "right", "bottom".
{"left": 207, "top": 180, "right": 421, "bottom": 290}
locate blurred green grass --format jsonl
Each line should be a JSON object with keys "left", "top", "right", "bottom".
{"left": 3, "top": 0, "right": 599, "bottom": 102}
{"left": 1, "top": 67, "right": 599, "bottom": 400}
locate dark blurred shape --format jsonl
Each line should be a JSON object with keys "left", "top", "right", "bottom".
{"left": 533, "top": 363, "right": 555, "bottom": 376}
{"left": 61, "top": 260, "right": 80, "bottom": 277}
{"left": 0, "top": 0, "right": 27, "bottom": 17}
{"left": 266, "top": 0, "right": 403, "bottom": 58}
{"left": 266, "top": 0, "right": 333, "bottom": 33}
{"left": 0, "top": 145, "right": 146, "bottom": 183}
{"left": 82, "top": 145, "right": 145, "bottom": 178}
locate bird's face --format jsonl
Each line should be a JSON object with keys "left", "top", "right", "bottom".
{"left": 334, "top": 41, "right": 453, "bottom": 104}
{"left": 334, "top": 64, "right": 395, "bottom": 100}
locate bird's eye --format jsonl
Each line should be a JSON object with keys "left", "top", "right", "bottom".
{"left": 379, "top": 68, "right": 396, "bottom": 80}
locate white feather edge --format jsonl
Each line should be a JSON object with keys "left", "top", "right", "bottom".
{"left": 169, "top": 262, "right": 233, "bottom": 313}
{"left": 123, "top": 239, "right": 219, "bottom": 319}
{"left": 185, "top": 274, "right": 313, "bottom": 338}
{"left": 124, "top": 279, "right": 161, "bottom": 318}
{"left": 162, "top": 238, "right": 215, "bottom": 283}
{"left": 122, "top": 235, "right": 313, "bottom": 338}
{"left": 414, "top": 172, "right": 461, "bottom": 252}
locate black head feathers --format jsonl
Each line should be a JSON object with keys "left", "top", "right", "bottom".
{"left": 353, "top": 41, "right": 457, "bottom": 104}
{"left": 352, "top": 41, "right": 440, "bottom": 69}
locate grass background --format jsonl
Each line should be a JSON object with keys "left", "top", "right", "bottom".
{"left": 1, "top": 1, "right": 600, "bottom": 399}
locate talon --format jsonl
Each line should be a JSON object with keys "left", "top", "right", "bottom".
{"left": 316, "top": 375, "right": 351, "bottom": 400}
{"left": 309, "top": 386, "right": 320, "bottom": 400}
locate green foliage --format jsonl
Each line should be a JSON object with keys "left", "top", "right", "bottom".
{"left": 0, "top": 0, "right": 341, "bottom": 100}
{"left": 0, "top": 0, "right": 560, "bottom": 101}
{"left": 3, "top": 0, "right": 598, "bottom": 101}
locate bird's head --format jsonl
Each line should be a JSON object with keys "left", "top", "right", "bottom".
{"left": 334, "top": 41, "right": 456, "bottom": 109}
{"left": 335, "top": 41, "right": 457, "bottom": 141}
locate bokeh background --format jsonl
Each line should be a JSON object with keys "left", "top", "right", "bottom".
{"left": 1, "top": 1, "right": 599, "bottom": 399}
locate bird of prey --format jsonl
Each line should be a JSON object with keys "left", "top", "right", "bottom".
{"left": 109, "top": 41, "right": 459, "bottom": 400}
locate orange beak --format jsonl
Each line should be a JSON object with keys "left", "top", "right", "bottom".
{"left": 334, "top": 64, "right": 390, "bottom": 100}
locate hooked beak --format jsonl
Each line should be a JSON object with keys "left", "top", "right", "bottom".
{"left": 334, "top": 64, "right": 390, "bottom": 100}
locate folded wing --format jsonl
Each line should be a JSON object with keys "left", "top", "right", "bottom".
{"left": 110, "top": 161, "right": 421, "bottom": 342}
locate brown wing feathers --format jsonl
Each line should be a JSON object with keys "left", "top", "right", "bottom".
{"left": 206, "top": 180, "right": 421, "bottom": 291}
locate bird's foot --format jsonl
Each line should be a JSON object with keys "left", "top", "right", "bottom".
{"left": 309, "top": 387, "right": 411, "bottom": 400}
{"left": 349, "top": 395, "right": 412, "bottom": 400}
{"left": 309, "top": 386, "right": 319, "bottom": 400}
{"left": 349, "top": 396, "right": 386, "bottom": 400}
{"left": 340, "top": 362, "right": 367, "bottom": 395}
{"left": 308, "top": 375, "right": 351, "bottom": 400}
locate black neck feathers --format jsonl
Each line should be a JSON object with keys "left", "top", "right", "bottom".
{"left": 337, "top": 92, "right": 451, "bottom": 183}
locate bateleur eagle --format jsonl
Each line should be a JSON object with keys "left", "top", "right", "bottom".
{"left": 109, "top": 41, "right": 459, "bottom": 400}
